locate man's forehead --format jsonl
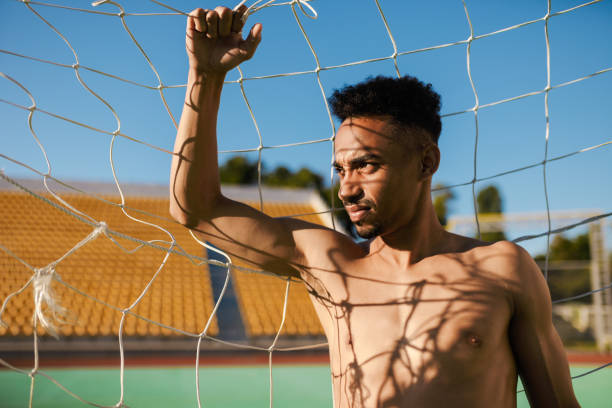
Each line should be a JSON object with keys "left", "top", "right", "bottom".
{"left": 334, "top": 116, "right": 430, "bottom": 161}
{"left": 334, "top": 117, "right": 396, "bottom": 160}
{"left": 338, "top": 116, "right": 394, "bottom": 138}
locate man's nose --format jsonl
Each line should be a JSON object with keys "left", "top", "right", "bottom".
{"left": 338, "top": 177, "right": 364, "bottom": 204}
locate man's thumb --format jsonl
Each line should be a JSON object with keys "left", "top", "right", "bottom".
{"left": 243, "top": 23, "right": 262, "bottom": 58}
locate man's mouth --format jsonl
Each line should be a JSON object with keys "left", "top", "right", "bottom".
{"left": 345, "top": 205, "right": 371, "bottom": 223}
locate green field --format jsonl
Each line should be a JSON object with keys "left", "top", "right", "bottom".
{"left": 1, "top": 364, "right": 609, "bottom": 407}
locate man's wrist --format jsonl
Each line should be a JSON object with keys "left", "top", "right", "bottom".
{"left": 188, "top": 68, "right": 226, "bottom": 87}
{"left": 184, "top": 69, "right": 226, "bottom": 108}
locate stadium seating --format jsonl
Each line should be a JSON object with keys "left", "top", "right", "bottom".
{"left": 0, "top": 190, "right": 326, "bottom": 339}
{"left": 0, "top": 191, "right": 218, "bottom": 337}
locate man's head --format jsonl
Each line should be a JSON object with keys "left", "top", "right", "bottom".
{"left": 328, "top": 75, "right": 442, "bottom": 239}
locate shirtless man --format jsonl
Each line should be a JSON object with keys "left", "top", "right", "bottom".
{"left": 170, "top": 6, "right": 580, "bottom": 407}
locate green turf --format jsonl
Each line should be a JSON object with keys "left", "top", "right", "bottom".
{"left": 516, "top": 365, "right": 611, "bottom": 408}
{"left": 0, "top": 364, "right": 333, "bottom": 408}
{"left": 0, "top": 364, "right": 609, "bottom": 407}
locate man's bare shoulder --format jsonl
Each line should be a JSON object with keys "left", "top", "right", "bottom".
{"left": 457, "top": 237, "right": 530, "bottom": 269}
{"left": 433, "top": 233, "right": 530, "bottom": 279}
{"left": 461, "top": 238, "right": 522, "bottom": 259}
{"left": 457, "top": 238, "right": 542, "bottom": 295}
{"left": 468, "top": 240, "right": 533, "bottom": 271}
{"left": 285, "top": 217, "right": 366, "bottom": 269}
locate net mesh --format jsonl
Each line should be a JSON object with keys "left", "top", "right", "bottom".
{"left": 1, "top": 0, "right": 611, "bottom": 407}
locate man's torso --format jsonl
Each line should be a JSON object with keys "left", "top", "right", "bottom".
{"left": 301, "top": 240, "right": 520, "bottom": 408}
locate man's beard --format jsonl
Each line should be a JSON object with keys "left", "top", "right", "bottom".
{"left": 343, "top": 198, "right": 380, "bottom": 239}
{"left": 354, "top": 220, "right": 382, "bottom": 239}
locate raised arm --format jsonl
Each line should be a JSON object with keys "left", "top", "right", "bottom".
{"left": 170, "top": 5, "right": 260, "bottom": 224}
{"left": 170, "top": 6, "right": 354, "bottom": 277}
{"left": 508, "top": 244, "right": 580, "bottom": 407}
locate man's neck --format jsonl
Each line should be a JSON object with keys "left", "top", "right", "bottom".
{"left": 369, "top": 200, "right": 448, "bottom": 269}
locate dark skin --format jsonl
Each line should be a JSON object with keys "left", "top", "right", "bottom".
{"left": 170, "top": 6, "right": 580, "bottom": 407}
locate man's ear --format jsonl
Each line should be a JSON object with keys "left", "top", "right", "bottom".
{"left": 420, "top": 144, "right": 440, "bottom": 179}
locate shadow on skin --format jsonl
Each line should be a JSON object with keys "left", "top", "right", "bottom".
{"left": 300, "top": 249, "right": 522, "bottom": 408}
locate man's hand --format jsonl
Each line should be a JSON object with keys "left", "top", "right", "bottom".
{"left": 186, "top": 5, "right": 262, "bottom": 76}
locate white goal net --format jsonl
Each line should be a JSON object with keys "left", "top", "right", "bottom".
{"left": 1, "top": 0, "right": 611, "bottom": 407}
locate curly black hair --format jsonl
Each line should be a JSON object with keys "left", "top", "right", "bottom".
{"left": 328, "top": 75, "right": 442, "bottom": 144}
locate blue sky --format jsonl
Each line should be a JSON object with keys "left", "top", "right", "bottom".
{"left": 1, "top": 0, "right": 611, "bottom": 252}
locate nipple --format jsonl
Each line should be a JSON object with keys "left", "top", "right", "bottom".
{"left": 467, "top": 333, "right": 482, "bottom": 347}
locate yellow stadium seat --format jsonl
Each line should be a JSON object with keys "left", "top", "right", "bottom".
{"left": 22, "top": 325, "right": 33, "bottom": 336}
{"left": 1, "top": 191, "right": 329, "bottom": 341}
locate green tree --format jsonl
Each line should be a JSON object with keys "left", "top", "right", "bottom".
{"left": 220, "top": 155, "right": 350, "bottom": 235}
{"left": 291, "top": 168, "right": 323, "bottom": 190}
{"left": 548, "top": 234, "right": 590, "bottom": 261}
{"left": 477, "top": 184, "right": 503, "bottom": 213}
{"left": 476, "top": 184, "right": 506, "bottom": 242}
{"left": 535, "top": 233, "right": 591, "bottom": 304}
{"left": 432, "top": 184, "right": 455, "bottom": 227}
{"left": 219, "top": 156, "right": 259, "bottom": 184}
{"left": 263, "top": 165, "right": 291, "bottom": 186}
{"left": 264, "top": 166, "right": 322, "bottom": 189}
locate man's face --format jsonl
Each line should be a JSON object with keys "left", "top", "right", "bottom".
{"left": 333, "top": 116, "right": 424, "bottom": 239}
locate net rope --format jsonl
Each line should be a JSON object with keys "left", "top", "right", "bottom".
{"left": 1, "top": 0, "right": 611, "bottom": 406}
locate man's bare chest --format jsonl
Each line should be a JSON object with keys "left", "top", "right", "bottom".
{"left": 303, "top": 259, "right": 515, "bottom": 400}
{"left": 323, "top": 275, "right": 511, "bottom": 355}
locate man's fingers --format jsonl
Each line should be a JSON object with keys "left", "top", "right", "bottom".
{"left": 189, "top": 8, "right": 207, "bottom": 34}
{"left": 189, "top": 6, "right": 248, "bottom": 39}
{"left": 232, "top": 5, "right": 247, "bottom": 33}
{"left": 187, "top": 9, "right": 196, "bottom": 31}
{"left": 243, "top": 23, "right": 262, "bottom": 59}
{"left": 206, "top": 11, "right": 219, "bottom": 39}
{"left": 215, "top": 6, "right": 232, "bottom": 37}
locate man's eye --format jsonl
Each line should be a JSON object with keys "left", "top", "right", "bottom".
{"left": 359, "top": 162, "right": 378, "bottom": 171}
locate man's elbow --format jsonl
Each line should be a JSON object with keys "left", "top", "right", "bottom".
{"left": 169, "top": 203, "right": 192, "bottom": 227}
{"left": 169, "top": 201, "right": 210, "bottom": 229}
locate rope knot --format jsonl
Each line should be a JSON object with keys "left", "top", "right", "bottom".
{"left": 34, "top": 264, "right": 55, "bottom": 281}
{"left": 95, "top": 221, "right": 108, "bottom": 237}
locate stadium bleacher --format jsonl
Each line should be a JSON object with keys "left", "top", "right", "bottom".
{"left": 0, "top": 181, "right": 331, "bottom": 342}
